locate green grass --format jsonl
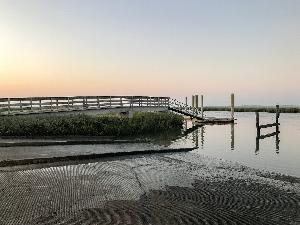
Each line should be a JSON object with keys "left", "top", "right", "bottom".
{"left": 0, "top": 112, "right": 184, "bottom": 137}
{"left": 203, "top": 106, "right": 300, "bottom": 113}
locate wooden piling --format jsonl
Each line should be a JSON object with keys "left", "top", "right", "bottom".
{"left": 201, "top": 95, "right": 204, "bottom": 119}
{"left": 195, "top": 95, "right": 199, "bottom": 109}
{"left": 276, "top": 105, "right": 280, "bottom": 133}
{"left": 256, "top": 112, "right": 260, "bottom": 137}
{"left": 192, "top": 95, "right": 195, "bottom": 108}
{"left": 231, "top": 93, "right": 234, "bottom": 119}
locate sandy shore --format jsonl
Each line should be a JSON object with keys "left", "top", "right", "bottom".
{"left": 0, "top": 152, "right": 299, "bottom": 225}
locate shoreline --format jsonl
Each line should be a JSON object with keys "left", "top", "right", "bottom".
{"left": 0, "top": 147, "right": 196, "bottom": 167}
{"left": 0, "top": 137, "right": 150, "bottom": 147}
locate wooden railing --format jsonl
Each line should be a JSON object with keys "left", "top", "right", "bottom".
{"left": 169, "top": 98, "right": 202, "bottom": 119}
{"left": 255, "top": 105, "right": 280, "bottom": 153}
{"left": 0, "top": 96, "right": 170, "bottom": 115}
{"left": 256, "top": 105, "right": 280, "bottom": 139}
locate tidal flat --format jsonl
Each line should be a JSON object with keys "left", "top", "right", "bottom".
{"left": 0, "top": 152, "right": 299, "bottom": 225}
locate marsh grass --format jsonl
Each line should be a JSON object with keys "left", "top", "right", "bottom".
{"left": 0, "top": 112, "right": 183, "bottom": 137}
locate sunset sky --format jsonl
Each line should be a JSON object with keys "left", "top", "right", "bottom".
{"left": 0, "top": 0, "right": 299, "bottom": 105}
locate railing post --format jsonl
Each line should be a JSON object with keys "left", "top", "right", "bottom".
{"left": 67, "top": 97, "right": 70, "bottom": 110}
{"left": 120, "top": 97, "right": 123, "bottom": 107}
{"left": 109, "top": 96, "right": 112, "bottom": 108}
{"left": 20, "top": 99, "right": 23, "bottom": 112}
{"left": 97, "top": 96, "right": 100, "bottom": 108}
{"left": 231, "top": 93, "right": 235, "bottom": 120}
{"left": 7, "top": 98, "right": 11, "bottom": 114}
{"left": 50, "top": 97, "right": 53, "bottom": 111}
{"left": 86, "top": 97, "right": 88, "bottom": 108}
{"left": 56, "top": 98, "right": 59, "bottom": 110}
{"left": 39, "top": 99, "right": 42, "bottom": 110}
{"left": 30, "top": 98, "right": 33, "bottom": 110}
{"left": 158, "top": 97, "right": 160, "bottom": 107}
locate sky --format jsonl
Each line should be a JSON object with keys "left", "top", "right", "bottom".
{"left": 0, "top": 0, "right": 299, "bottom": 105}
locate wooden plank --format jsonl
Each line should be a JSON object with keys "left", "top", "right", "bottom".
{"left": 259, "top": 131, "right": 280, "bottom": 139}
{"left": 259, "top": 123, "right": 280, "bottom": 129}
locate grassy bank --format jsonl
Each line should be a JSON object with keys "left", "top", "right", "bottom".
{"left": 0, "top": 112, "right": 183, "bottom": 137}
{"left": 203, "top": 106, "right": 300, "bottom": 113}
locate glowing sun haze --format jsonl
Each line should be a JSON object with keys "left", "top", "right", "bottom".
{"left": 0, "top": 0, "right": 299, "bottom": 105}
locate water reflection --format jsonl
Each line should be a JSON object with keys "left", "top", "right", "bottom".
{"left": 182, "top": 121, "right": 235, "bottom": 151}
{"left": 181, "top": 118, "right": 282, "bottom": 156}
{"left": 231, "top": 123, "right": 234, "bottom": 150}
{"left": 200, "top": 126, "right": 205, "bottom": 149}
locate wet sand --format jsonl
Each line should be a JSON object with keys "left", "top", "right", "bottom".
{"left": 0, "top": 152, "right": 299, "bottom": 225}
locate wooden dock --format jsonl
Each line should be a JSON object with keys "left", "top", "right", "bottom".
{"left": 0, "top": 95, "right": 235, "bottom": 124}
{"left": 195, "top": 117, "right": 235, "bottom": 124}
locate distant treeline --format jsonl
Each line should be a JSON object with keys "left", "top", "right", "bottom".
{"left": 202, "top": 106, "right": 300, "bottom": 113}
{"left": 0, "top": 112, "right": 183, "bottom": 137}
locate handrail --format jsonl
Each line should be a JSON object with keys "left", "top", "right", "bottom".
{"left": 169, "top": 98, "right": 202, "bottom": 118}
{"left": 0, "top": 95, "right": 204, "bottom": 118}
{"left": 0, "top": 96, "right": 170, "bottom": 115}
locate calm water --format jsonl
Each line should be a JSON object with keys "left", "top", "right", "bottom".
{"left": 172, "top": 112, "right": 300, "bottom": 177}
